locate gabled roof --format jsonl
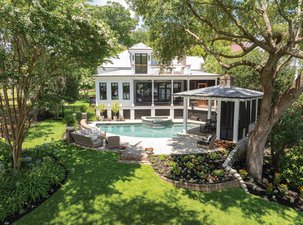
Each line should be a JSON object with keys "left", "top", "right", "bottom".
{"left": 101, "top": 50, "right": 131, "bottom": 68}
{"left": 129, "top": 42, "right": 152, "bottom": 50}
{"left": 174, "top": 85, "right": 263, "bottom": 99}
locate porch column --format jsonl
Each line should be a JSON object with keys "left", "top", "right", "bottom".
{"left": 171, "top": 80, "right": 174, "bottom": 106}
{"left": 233, "top": 100, "right": 240, "bottom": 143}
{"left": 151, "top": 80, "right": 154, "bottom": 106}
{"left": 183, "top": 97, "right": 188, "bottom": 134}
{"left": 95, "top": 80, "right": 100, "bottom": 106}
{"left": 216, "top": 100, "right": 221, "bottom": 140}
{"left": 214, "top": 79, "right": 217, "bottom": 109}
{"left": 207, "top": 99, "right": 212, "bottom": 120}
{"left": 187, "top": 79, "right": 190, "bottom": 91}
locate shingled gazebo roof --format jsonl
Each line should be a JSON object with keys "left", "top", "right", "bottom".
{"left": 174, "top": 85, "right": 263, "bottom": 99}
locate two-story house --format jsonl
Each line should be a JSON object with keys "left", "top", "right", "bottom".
{"left": 94, "top": 43, "right": 221, "bottom": 120}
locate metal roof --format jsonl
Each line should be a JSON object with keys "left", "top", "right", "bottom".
{"left": 129, "top": 43, "right": 152, "bottom": 50}
{"left": 174, "top": 85, "right": 263, "bottom": 99}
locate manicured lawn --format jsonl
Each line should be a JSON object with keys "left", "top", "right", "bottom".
{"left": 16, "top": 120, "right": 303, "bottom": 225}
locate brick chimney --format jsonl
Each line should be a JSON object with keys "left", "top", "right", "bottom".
{"left": 219, "top": 74, "right": 234, "bottom": 87}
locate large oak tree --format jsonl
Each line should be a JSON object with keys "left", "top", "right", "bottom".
{"left": 128, "top": 0, "right": 303, "bottom": 180}
{"left": 0, "top": 0, "right": 117, "bottom": 169}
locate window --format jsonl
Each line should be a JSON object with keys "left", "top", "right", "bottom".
{"left": 111, "top": 83, "right": 118, "bottom": 100}
{"left": 99, "top": 83, "right": 107, "bottom": 100}
{"left": 135, "top": 53, "right": 148, "bottom": 74}
{"left": 123, "top": 83, "right": 130, "bottom": 100}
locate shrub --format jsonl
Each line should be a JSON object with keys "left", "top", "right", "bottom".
{"left": 0, "top": 143, "right": 66, "bottom": 223}
{"left": 281, "top": 142, "right": 303, "bottom": 187}
{"left": 79, "top": 105, "right": 88, "bottom": 112}
{"left": 64, "top": 114, "right": 78, "bottom": 127}
{"left": 111, "top": 101, "right": 120, "bottom": 116}
{"left": 211, "top": 169, "right": 225, "bottom": 178}
{"left": 266, "top": 183, "right": 275, "bottom": 196}
{"left": 239, "top": 169, "right": 248, "bottom": 179}
{"left": 278, "top": 184, "right": 288, "bottom": 196}
{"left": 98, "top": 104, "right": 106, "bottom": 116}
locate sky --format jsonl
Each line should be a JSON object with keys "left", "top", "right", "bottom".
{"left": 89, "top": 0, "right": 129, "bottom": 8}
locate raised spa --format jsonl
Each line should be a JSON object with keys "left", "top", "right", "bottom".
{"left": 141, "top": 116, "right": 173, "bottom": 128}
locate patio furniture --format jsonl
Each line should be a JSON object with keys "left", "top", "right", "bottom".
{"left": 200, "top": 119, "right": 216, "bottom": 133}
{"left": 106, "top": 136, "right": 120, "bottom": 149}
{"left": 71, "top": 132, "right": 104, "bottom": 148}
{"left": 197, "top": 134, "right": 217, "bottom": 149}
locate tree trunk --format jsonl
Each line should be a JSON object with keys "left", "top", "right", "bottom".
{"left": 246, "top": 121, "right": 272, "bottom": 181}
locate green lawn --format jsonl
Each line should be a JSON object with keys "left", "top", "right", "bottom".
{"left": 16, "top": 120, "right": 303, "bottom": 225}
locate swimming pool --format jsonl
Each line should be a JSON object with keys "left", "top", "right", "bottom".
{"left": 96, "top": 123, "right": 199, "bottom": 138}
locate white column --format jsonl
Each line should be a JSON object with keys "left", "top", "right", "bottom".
{"left": 95, "top": 80, "right": 100, "bottom": 106}
{"left": 183, "top": 97, "right": 188, "bottom": 134}
{"left": 171, "top": 80, "right": 174, "bottom": 106}
{"left": 207, "top": 99, "right": 212, "bottom": 120}
{"left": 170, "top": 109, "right": 174, "bottom": 119}
{"left": 130, "top": 109, "right": 135, "bottom": 120}
{"left": 151, "top": 80, "right": 154, "bottom": 106}
{"left": 151, "top": 109, "right": 155, "bottom": 116}
{"left": 187, "top": 79, "right": 190, "bottom": 91}
{"left": 233, "top": 100, "right": 240, "bottom": 143}
{"left": 216, "top": 100, "right": 221, "bottom": 140}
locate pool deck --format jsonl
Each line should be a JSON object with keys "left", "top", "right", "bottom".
{"left": 91, "top": 120, "right": 218, "bottom": 155}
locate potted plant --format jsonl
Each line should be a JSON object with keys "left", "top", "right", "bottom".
{"left": 79, "top": 105, "right": 88, "bottom": 120}
{"left": 111, "top": 101, "right": 120, "bottom": 121}
{"left": 98, "top": 104, "right": 106, "bottom": 121}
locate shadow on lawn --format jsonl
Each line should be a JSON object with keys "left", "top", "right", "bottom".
{"left": 184, "top": 188, "right": 303, "bottom": 225}
{"left": 25, "top": 123, "right": 57, "bottom": 141}
{"left": 17, "top": 141, "right": 215, "bottom": 225}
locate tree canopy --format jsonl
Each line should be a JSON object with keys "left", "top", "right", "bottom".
{"left": 128, "top": 0, "right": 303, "bottom": 179}
{"left": 0, "top": 0, "right": 117, "bottom": 168}
{"left": 92, "top": 1, "right": 138, "bottom": 47}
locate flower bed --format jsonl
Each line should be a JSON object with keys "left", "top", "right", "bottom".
{"left": 233, "top": 156, "right": 303, "bottom": 211}
{"left": 0, "top": 142, "right": 67, "bottom": 224}
{"left": 149, "top": 151, "right": 236, "bottom": 187}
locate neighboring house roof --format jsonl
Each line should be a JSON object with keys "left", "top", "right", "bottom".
{"left": 129, "top": 42, "right": 152, "bottom": 50}
{"left": 174, "top": 85, "right": 263, "bottom": 99}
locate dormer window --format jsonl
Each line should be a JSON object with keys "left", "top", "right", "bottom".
{"left": 135, "top": 53, "right": 148, "bottom": 74}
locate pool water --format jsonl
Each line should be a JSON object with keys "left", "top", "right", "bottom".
{"left": 96, "top": 123, "right": 199, "bottom": 138}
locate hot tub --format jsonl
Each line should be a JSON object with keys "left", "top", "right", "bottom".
{"left": 141, "top": 116, "right": 173, "bottom": 128}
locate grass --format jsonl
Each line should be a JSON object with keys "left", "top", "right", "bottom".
{"left": 15, "top": 120, "right": 303, "bottom": 225}
{"left": 64, "top": 100, "right": 96, "bottom": 121}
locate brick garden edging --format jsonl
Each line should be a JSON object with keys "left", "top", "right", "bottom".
{"left": 157, "top": 173, "right": 240, "bottom": 192}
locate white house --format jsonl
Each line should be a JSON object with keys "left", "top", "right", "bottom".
{"left": 94, "top": 43, "right": 221, "bottom": 120}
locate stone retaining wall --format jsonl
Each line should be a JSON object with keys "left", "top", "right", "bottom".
{"left": 158, "top": 173, "right": 240, "bottom": 192}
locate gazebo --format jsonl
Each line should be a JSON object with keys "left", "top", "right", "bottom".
{"left": 174, "top": 77, "right": 263, "bottom": 143}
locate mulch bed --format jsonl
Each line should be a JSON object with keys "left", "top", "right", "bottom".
{"left": 233, "top": 158, "right": 303, "bottom": 211}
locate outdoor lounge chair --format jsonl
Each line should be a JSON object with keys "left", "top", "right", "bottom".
{"left": 197, "top": 134, "right": 217, "bottom": 149}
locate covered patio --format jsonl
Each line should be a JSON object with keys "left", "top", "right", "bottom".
{"left": 174, "top": 84, "right": 263, "bottom": 143}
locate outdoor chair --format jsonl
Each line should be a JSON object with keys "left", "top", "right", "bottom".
{"left": 197, "top": 134, "right": 217, "bottom": 149}
{"left": 200, "top": 119, "right": 216, "bottom": 133}
{"left": 106, "top": 136, "right": 120, "bottom": 149}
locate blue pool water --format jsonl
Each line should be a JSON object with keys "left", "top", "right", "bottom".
{"left": 96, "top": 123, "right": 199, "bottom": 138}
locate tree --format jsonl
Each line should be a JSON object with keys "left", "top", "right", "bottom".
{"left": 128, "top": 0, "right": 303, "bottom": 180}
{"left": 92, "top": 2, "right": 138, "bottom": 47}
{"left": 0, "top": 0, "right": 117, "bottom": 169}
